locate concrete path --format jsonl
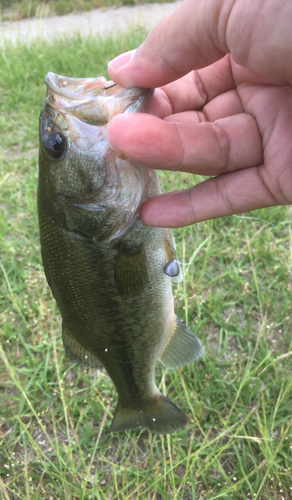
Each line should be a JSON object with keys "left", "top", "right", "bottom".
{"left": 0, "top": 1, "right": 182, "bottom": 46}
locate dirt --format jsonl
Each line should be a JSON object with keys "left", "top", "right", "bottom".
{"left": 0, "top": 1, "right": 182, "bottom": 46}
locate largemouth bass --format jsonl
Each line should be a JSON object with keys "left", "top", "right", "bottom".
{"left": 38, "top": 72, "right": 203, "bottom": 434}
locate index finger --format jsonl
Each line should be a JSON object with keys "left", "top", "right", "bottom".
{"left": 147, "top": 56, "right": 235, "bottom": 118}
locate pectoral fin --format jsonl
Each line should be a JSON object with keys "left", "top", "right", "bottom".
{"left": 160, "top": 316, "right": 203, "bottom": 369}
{"left": 114, "top": 243, "right": 148, "bottom": 297}
{"left": 62, "top": 322, "right": 103, "bottom": 369}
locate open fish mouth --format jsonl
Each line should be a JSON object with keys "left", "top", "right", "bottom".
{"left": 40, "top": 72, "right": 153, "bottom": 154}
{"left": 46, "top": 72, "right": 122, "bottom": 99}
{"left": 44, "top": 72, "right": 153, "bottom": 126}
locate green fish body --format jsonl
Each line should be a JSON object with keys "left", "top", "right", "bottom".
{"left": 38, "top": 72, "right": 203, "bottom": 434}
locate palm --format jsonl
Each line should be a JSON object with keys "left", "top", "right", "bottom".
{"left": 136, "top": 56, "right": 292, "bottom": 226}
{"left": 107, "top": 0, "right": 292, "bottom": 226}
{"left": 233, "top": 61, "right": 292, "bottom": 205}
{"left": 107, "top": 55, "right": 292, "bottom": 227}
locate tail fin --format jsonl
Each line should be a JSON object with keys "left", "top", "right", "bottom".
{"left": 110, "top": 394, "right": 187, "bottom": 434}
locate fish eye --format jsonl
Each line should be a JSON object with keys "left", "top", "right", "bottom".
{"left": 44, "top": 132, "right": 66, "bottom": 159}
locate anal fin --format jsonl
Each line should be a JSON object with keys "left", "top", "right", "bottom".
{"left": 160, "top": 315, "right": 203, "bottom": 369}
{"left": 62, "top": 322, "right": 103, "bottom": 369}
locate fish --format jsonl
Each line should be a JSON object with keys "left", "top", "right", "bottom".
{"left": 38, "top": 71, "right": 203, "bottom": 434}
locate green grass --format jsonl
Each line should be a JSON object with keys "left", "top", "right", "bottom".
{"left": 1, "top": 0, "right": 174, "bottom": 23}
{"left": 1, "top": 31, "right": 292, "bottom": 500}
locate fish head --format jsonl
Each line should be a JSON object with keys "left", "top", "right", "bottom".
{"left": 38, "top": 72, "right": 155, "bottom": 243}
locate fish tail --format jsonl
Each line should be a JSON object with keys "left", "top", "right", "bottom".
{"left": 110, "top": 394, "right": 187, "bottom": 434}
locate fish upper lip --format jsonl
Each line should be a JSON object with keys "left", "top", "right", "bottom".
{"left": 45, "top": 72, "right": 102, "bottom": 102}
{"left": 45, "top": 71, "right": 153, "bottom": 102}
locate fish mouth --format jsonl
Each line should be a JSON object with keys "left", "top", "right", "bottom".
{"left": 44, "top": 72, "right": 153, "bottom": 127}
{"left": 45, "top": 72, "right": 113, "bottom": 102}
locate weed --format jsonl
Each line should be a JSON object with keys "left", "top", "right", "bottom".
{"left": 0, "top": 31, "right": 292, "bottom": 499}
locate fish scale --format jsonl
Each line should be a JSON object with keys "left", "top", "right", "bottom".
{"left": 38, "top": 72, "right": 203, "bottom": 433}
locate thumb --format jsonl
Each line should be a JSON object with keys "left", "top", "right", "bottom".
{"left": 107, "top": 0, "right": 229, "bottom": 88}
{"left": 108, "top": 0, "right": 292, "bottom": 88}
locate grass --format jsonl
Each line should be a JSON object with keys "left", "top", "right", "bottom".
{"left": 1, "top": 0, "right": 175, "bottom": 23}
{"left": 0, "top": 29, "right": 292, "bottom": 500}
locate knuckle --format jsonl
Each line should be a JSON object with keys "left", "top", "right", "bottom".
{"left": 212, "top": 121, "right": 231, "bottom": 171}
{"left": 215, "top": 174, "right": 237, "bottom": 215}
{"left": 257, "top": 166, "right": 279, "bottom": 205}
{"left": 192, "top": 70, "right": 209, "bottom": 106}
{"left": 186, "top": 188, "right": 199, "bottom": 224}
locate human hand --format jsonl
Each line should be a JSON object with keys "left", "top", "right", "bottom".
{"left": 106, "top": 0, "right": 292, "bottom": 227}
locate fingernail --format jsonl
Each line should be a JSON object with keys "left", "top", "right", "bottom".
{"left": 108, "top": 49, "right": 135, "bottom": 70}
